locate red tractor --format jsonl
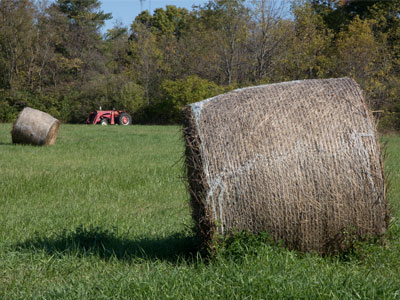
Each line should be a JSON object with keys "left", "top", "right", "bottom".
{"left": 86, "top": 110, "right": 132, "bottom": 126}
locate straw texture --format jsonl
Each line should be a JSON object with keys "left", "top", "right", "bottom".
{"left": 11, "top": 107, "right": 60, "bottom": 146}
{"left": 182, "top": 77, "right": 389, "bottom": 254}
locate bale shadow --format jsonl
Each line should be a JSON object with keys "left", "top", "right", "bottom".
{"left": 14, "top": 225, "right": 203, "bottom": 264}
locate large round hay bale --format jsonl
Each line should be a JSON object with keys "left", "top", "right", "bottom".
{"left": 182, "top": 77, "right": 389, "bottom": 254}
{"left": 11, "top": 107, "right": 60, "bottom": 146}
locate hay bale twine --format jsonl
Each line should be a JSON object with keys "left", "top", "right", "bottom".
{"left": 182, "top": 77, "right": 389, "bottom": 254}
{"left": 11, "top": 107, "right": 60, "bottom": 146}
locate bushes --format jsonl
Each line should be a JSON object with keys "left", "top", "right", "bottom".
{"left": 0, "top": 89, "right": 67, "bottom": 122}
{"left": 0, "top": 100, "right": 17, "bottom": 122}
{"left": 0, "top": 75, "right": 224, "bottom": 124}
{"left": 159, "top": 75, "right": 226, "bottom": 123}
{"left": 0, "top": 75, "right": 148, "bottom": 124}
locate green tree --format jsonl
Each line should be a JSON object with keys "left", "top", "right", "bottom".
{"left": 336, "top": 16, "right": 397, "bottom": 111}
{"left": 130, "top": 6, "right": 193, "bottom": 85}
{"left": 56, "top": 0, "right": 111, "bottom": 29}
{"left": 279, "top": 1, "right": 333, "bottom": 80}
{"left": 151, "top": 6, "right": 190, "bottom": 38}
{"left": 104, "top": 24, "right": 130, "bottom": 74}
{"left": 129, "top": 22, "right": 162, "bottom": 104}
{"left": 0, "top": 0, "right": 37, "bottom": 90}
{"left": 336, "top": 17, "right": 379, "bottom": 84}
{"left": 52, "top": 0, "right": 111, "bottom": 82}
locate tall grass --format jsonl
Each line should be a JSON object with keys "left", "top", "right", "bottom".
{"left": 0, "top": 124, "right": 399, "bottom": 299}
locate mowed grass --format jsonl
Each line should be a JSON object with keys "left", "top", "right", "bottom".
{"left": 0, "top": 124, "right": 399, "bottom": 299}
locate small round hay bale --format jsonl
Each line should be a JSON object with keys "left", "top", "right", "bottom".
{"left": 11, "top": 107, "right": 60, "bottom": 146}
{"left": 182, "top": 77, "right": 389, "bottom": 254}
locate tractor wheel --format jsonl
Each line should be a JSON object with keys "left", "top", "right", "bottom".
{"left": 100, "top": 118, "right": 109, "bottom": 126}
{"left": 118, "top": 112, "right": 132, "bottom": 125}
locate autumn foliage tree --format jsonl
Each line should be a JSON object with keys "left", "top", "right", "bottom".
{"left": 0, "top": 0, "right": 399, "bottom": 129}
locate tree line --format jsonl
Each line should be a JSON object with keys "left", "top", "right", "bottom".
{"left": 1, "top": 0, "right": 399, "bottom": 129}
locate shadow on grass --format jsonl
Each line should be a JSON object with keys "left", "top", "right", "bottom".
{"left": 14, "top": 225, "right": 203, "bottom": 263}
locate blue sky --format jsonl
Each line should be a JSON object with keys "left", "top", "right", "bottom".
{"left": 100, "top": 0, "right": 209, "bottom": 32}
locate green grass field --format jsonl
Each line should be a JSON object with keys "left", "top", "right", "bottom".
{"left": 0, "top": 124, "right": 399, "bottom": 299}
